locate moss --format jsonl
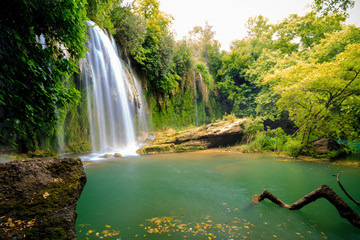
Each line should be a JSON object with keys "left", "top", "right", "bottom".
{"left": 26, "top": 150, "right": 58, "bottom": 158}
{"left": 49, "top": 228, "right": 67, "bottom": 240}
{"left": 141, "top": 145, "right": 172, "bottom": 153}
{"left": 65, "top": 141, "right": 91, "bottom": 153}
{"left": 174, "top": 145, "right": 205, "bottom": 153}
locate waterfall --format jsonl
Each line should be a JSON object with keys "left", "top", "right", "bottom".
{"left": 83, "top": 21, "right": 148, "bottom": 157}
{"left": 193, "top": 71, "right": 198, "bottom": 127}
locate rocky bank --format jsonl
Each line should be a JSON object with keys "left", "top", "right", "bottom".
{"left": 0, "top": 158, "right": 86, "bottom": 240}
{"left": 138, "top": 118, "right": 249, "bottom": 154}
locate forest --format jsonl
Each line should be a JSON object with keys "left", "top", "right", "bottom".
{"left": 0, "top": 0, "right": 359, "bottom": 157}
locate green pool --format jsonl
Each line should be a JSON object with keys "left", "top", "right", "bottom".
{"left": 76, "top": 152, "right": 360, "bottom": 239}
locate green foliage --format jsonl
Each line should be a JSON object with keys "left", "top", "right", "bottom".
{"left": 173, "top": 41, "right": 193, "bottom": 76}
{"left": 131, "top": 0, "right": 179, "bottom": 94}
{"left": 312, "top": 0, "right": 355, "bottom": 15}
{"left": 243, "top": 118, "right": 264, "bottom": 144}
{"left": 273, "top": 12, "right": 345, "bottom": 50}
{"left": 265, "top": 127, "right": 288, "bottom": 152}
{"left": 0, "top": 0, "right": 87, "bottom": 150}
{"left": 65, "top": 142, "right": 91, "bottom": 153}
{"left": 283, "top": 138, "right": 303, "bottom": 157}
{"left": 222, "top": 113, "right": 236, "bottom": 122}
{"left": 111, "top": 3, "right": 147, "bottom": 62}
{"left": 86, "top": 0, "right": 122, "bottom": 34}
{"left": 149, "top": 72, "right": 222, "bottom": 130}
{"left": 216, "top": 42, "right": 259, "bottom": 117}
{"left": 265, "top": 40, "right": 360, "bottom": 143}
{"left": 196, "top": 63, "right": 214, "bottom": 90}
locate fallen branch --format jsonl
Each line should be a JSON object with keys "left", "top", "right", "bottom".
{"left": 334, "top": 173, "right": 360, "bottom": 207}
{"left": 255, "top": 184, "right": 360, "bottom": 229}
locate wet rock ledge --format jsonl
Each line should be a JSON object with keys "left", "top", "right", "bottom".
{"left": 0, "top": 158, "right": 86, "bottom": 240}
{"left": 138, "top": 118, "right": 248, "bottom": 154}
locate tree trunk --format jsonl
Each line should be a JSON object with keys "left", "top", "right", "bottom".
{"left": 255, "top": 184, "right": 360, "bottom": 229}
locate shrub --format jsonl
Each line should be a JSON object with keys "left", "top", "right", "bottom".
{"left": 283, "top": 138, "right": 302, "bottom": 157}
{"left": 222, "top": 113, "right": 236, "bottom": 122}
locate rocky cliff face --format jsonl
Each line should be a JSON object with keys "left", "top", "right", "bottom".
{"left": 0, "top": 158, "right": 86, "bottom": 240}
{"left": 138, "top": 118, "right": 248, "bottom": 154}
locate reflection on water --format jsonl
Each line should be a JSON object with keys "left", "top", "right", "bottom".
{"left": 76, "top": 152, "right": 360, "bottom": 240}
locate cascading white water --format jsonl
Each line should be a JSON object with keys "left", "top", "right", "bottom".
{"left": 83, "top": 21, "right": 148, "bottom": 157}
{"left": 193, "top": 71, "right": 198, "bottom": 127}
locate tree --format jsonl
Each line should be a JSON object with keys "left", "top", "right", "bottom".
{"left": 86, "top": 0, "right": 123, "bottom": 33}
{"left": 172, "top": 40, "right": 193, "bottom": 77}
{"left": 186, "top": 22, "right": 222, "bottom": 75}
{"left": 265, "top": 40, "right": 360, "bottom": 143}
{"left": 216, "top": 40, "right": 259, "bottom": 117}
{"left": 0, "top": 0, "right": 87, "bottom": 150}
{"left": 132, "top": 0, "right": 178, "bottom": 94}
{"left": 273, "top": 12, "right": 345, "bottom": 50}
{"left": 312, "top": 0, "right": 355, "bottom": 15}
{"left": 111, "top": 3, "right": 147, "bottom": 63}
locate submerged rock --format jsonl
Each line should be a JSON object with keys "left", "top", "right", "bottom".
{"left": 0, "top": 158, "right": 86, "bottom": 239}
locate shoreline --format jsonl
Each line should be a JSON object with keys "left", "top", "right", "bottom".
{"left": 1, "top": 148, "right": 359, "bottom": 168}
{"left": 136, "top": 147, "right": 360, "bottom": 168}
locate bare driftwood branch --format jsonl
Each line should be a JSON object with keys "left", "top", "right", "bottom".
{"left": 334, "top": 173, "right": 360, "bottom": 207}
{"left": 255, "top": 184, "right": 360, "bottom": 229}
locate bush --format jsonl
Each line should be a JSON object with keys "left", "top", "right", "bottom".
{"left": 243, "top": 118, "right": 264, "bottom": 144}
{"left": 222, "top": 113, "right": 236, "bottom": 122}
{"left": 266, "top": 127, "right": 287, "bottom": 152}
{"left": 283, "top": 138, "right": 302, "bottom": 157}
{"left": 249, "top": 131, "right": 268, "bottom": 150}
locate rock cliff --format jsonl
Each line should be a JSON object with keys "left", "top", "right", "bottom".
{"left": 0, "top": 158, "right": 86, "bottom": 240}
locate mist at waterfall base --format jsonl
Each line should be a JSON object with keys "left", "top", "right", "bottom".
{"left": 81, "top": 21, "right": 148, "bottom": 160}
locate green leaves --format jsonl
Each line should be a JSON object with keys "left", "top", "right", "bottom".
{"left": 266, "top": 36, "right": 360, "bottom": 143}
{"left": 0, "top": 0, "right": 87, "bottom": 148}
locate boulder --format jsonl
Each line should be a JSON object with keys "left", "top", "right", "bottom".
{"left": 0, "top": 158, "right": 86, "bottom": 239}
{"left": 138, "top": 118, "right": 248, "bottom": 154}
{"left": 313, "top": 138, "right": 341, "bottom": 155}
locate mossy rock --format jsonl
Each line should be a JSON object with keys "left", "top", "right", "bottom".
{"left": 138, "top": 144, "right": 173, "bottom": 154}
{"left": 26, "top": 150, "right": 58, "bottom": 158}
{"left": 0, "top": 158, "right": 86, "bottom": 239}
{"left": 174, "top": 145, "right": 205, "bottom": 153}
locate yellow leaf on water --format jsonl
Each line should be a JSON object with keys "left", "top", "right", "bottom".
{"left": 105, "top": 225, "right": 111, "bottom": 228}
{"left": 273, "top": 235, "right": 277, "bottom": 237}
{"left": 296, "top": 232, "right": 301, "bottom": 235}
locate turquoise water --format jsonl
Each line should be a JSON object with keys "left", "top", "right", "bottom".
{"left": 76, "top": 152, "right": 360, "bottom": 239}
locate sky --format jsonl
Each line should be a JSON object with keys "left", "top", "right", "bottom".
{"left": 124, "top": 0, "right": 360, "bottom": 51}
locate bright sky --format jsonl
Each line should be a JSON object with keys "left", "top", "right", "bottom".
{"left": 124, "top": 0, "right": 360, "bottom": 51}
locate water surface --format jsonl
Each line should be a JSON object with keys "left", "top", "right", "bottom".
{"left": 76, "top": 152, "right": 360, "bottom": 239}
